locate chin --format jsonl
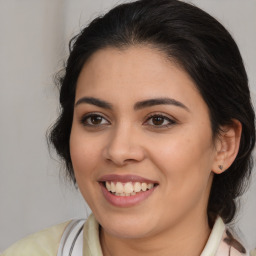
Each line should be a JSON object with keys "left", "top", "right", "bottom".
{"left": 97, "top": 211, "right": 156, "bottom": 239}
{"left": 103, "top": 222, "right": 154, "bottom": 239}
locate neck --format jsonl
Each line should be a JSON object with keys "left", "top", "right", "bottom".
{"left": 100, "top": 212, "right": 211, "bottom": 256}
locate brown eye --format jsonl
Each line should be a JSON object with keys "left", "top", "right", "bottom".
{"left": 152, "top": 116, "right": 165, "bottom": 125}
{"left": 145, "top": 114, "right": 176, "bottom": 128}
{"left": 80, "top": 114, "right": 109, "bottom": 126}
{"left": 90, "top": 115, "right": 103, "bottom": 125}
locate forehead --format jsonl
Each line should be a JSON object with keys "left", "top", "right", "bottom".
{"left": 75, "top": 46, "right": 205, "bottom": 111}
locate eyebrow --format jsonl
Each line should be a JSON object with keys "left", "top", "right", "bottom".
{"left": 75, "top": 97, "right": 113, "bottom": 109}
{"left": 134, "top": 98, "right": 190, "bottom": 111}
{"left": 75, "top": 96, "right": 189, "bottom": 112}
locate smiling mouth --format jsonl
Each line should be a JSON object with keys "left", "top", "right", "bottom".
{"left": 102, "top": 181, "right": 158, "bottom": 196}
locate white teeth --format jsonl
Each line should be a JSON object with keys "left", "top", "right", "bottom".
{"left": 147, "top": 183, "right": 154, "bottom": 189}
{"left": 105, "top": 181, "right": 155, "bottom": 195}
{"left": 106, "top": 181, "right": 111, "bottom": 191}
{"left": 110, "top": 182, "right": 116, "bottom": 192}
{"left": 134, "top": 182, "right": 141, "bottom": 192}
{"left": 116, "top": 182, "right": 124, "bottom": 193}
{"left": 141, "top": 183, "right": 147, "bottom": 191}
{"left": 124, "top": 182, "right": 133, "bottom": 194}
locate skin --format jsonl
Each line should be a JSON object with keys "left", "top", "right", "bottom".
{"left": 69, "top": 46, "right": 240, "bottom": 256}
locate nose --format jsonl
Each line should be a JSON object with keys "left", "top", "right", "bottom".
{"left": 102, "top": 125, "right": 146, "bottom": 166}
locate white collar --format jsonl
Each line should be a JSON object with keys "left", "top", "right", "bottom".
{"left": 83, "top": 215, "right": 226, "bottom": 256}
{"left": 201, "top": 217, "right": 226, "bottom": 256}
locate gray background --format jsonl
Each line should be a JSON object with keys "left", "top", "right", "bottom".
{"left": 0, "top": 0, "right": 255, "bottom": 252}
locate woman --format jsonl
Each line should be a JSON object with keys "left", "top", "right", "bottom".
{"left": 3, "top": 0, "right": 255, "bottom": 255}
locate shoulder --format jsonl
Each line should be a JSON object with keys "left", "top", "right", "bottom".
{"left": 2, "top": 220, "right": 72, "bottom": 256}
{"left": 216, "top": 229, "right": 249, "bottom": 256}
{"left": 250, "top": 249, "right": 256, "bottom": 256}
{"left": 202, "top": 217, "right": 249, "bottom": 256}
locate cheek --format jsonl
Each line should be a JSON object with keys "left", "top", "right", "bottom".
{"left": 148, "top": 127, "right": 214, "bottom": 191}
{"left": 69, "top": 128, "right": 104, "bottom": 207}
{"left": 70, "top": 127, "right": 102, "bottom": 181}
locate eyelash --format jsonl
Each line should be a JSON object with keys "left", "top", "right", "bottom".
{"left": 80, "top": 113, "right": 110, "bottom": 127}
{"left": 80, "top": 112, "right": 176, "bottom": 129}
{"left": 144, "top": 113, "right": 176, "bottom": 128}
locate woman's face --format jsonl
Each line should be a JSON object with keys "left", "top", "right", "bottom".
{"left": 70, "top": 46, "right": 218, "bottom": 239}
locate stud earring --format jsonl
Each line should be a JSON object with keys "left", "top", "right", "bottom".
{"left": 218, "top": 165, "right": 223, "bottom": 170}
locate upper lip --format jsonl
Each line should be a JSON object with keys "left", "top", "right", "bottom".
{"left": 98, "top": 174, "right": 158, "bottom": 184}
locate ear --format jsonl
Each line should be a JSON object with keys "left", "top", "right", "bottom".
{"left": 212, "top": 119, "right": 242, "bottom": 174}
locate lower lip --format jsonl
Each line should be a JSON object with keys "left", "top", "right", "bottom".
{"left": 100, "top": 183, "right": 157, "bottom": 207}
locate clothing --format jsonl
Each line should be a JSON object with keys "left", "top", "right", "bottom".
{"left": 250, "top": 249, "right": 256, "bottom": 256}
{"left": 2, "top": 214, "right": 249, "bottom": 256}
{"left": 2, "top": 221, "right": 70, "bottom": 256}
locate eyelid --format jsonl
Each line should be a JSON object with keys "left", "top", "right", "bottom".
{"left": 143, "top": 112, "right": 177, "bottom": 127}
{"left": 80, "top": 112, "right": 111, "bottom": 126}
{"left": 79, "top": 111, "right": 177, "bottom": 128}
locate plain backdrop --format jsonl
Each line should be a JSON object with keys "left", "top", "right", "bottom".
{"left": 0, "top": 0, "right": 255, "bottom": 252}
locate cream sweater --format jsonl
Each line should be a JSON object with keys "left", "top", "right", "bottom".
{"left": 2, "top": 215, "right": 250, "bottom": 256}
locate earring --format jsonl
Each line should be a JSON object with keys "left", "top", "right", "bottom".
{"left": 218, "top": 165, "right": 223, "bottom": 170}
